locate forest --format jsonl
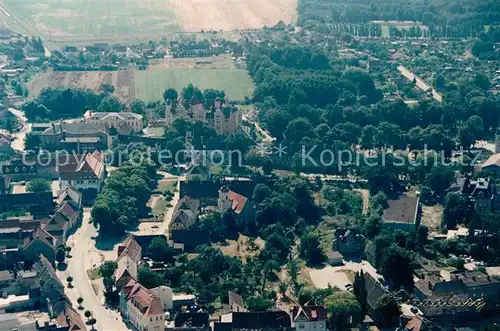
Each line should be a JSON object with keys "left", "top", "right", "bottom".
{"left": 298, "top": 0, "right": 500, "bottom": 38}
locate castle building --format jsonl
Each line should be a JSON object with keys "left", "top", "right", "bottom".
{"left": 165, "top": 97, "right": 241, "bottom": 135}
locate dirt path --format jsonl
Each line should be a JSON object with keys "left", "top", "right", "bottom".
{"left": 354, "top": 188, "right": 370, "bottom": 215}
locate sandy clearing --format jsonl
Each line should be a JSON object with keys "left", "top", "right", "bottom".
{"left": 170, "top": 0, "right": 297, "bottom": 31}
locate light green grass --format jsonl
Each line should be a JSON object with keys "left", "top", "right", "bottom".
{"left": 135, "top": 68, "right": 254, "bottom": 102}
{"left": 3, "top": 0, "right": 181, "bottom": 39}
{"left": 153, "top": 198, "right": 168, "bottom": 216}
{"left": 158, "top": 179, "right": 177, "bottom": 194}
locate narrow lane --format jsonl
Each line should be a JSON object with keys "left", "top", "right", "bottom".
{"left": 60, "top": 208, "right": 129, "bottom": 331}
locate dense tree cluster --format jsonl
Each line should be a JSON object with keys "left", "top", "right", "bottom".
{"left": 22, "top": 86, "right": 125, "bottom": 122}
{"left": 91, "top": 164, "right": 154, "bottom": 235}
{"left": 298, "top": 0, "right": 500, "bottom": 38}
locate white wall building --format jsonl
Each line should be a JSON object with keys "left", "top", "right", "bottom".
{"left": 116, "top": 236, "right": 142, "bottom": 281}
{"left": 149, "top": 285, "right": 173, "bottom": 311}
{"left": 58, "top": 150, "right": 106, "bottom": 192}
{"left": 292, "top": 306, "right": 328, "bottom": 331}
{"left": 83, "top": 110, "right": 143, "bottom": 133}
{"left": 120, "top": 279, "right": 165, "bottom": 331}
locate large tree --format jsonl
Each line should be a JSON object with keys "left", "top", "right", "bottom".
{"left": 324, "top": 291, "right": 362, "bottom": 329}
{"left": 27, "top": 178, "right": 50, "bottom": 192}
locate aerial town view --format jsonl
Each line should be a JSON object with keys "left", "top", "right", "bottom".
{"left": 1, "top": 0, "right": 500, "bottom": 330}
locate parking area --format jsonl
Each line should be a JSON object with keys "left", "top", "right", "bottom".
{"left": 308, "top": 260, "right": 383, "bottom": 290}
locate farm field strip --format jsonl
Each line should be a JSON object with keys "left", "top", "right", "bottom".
{"left": 27, "top": 67, "right": 254, "bottom": 103}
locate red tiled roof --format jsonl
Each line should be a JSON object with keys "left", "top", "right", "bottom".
{"left": 56, "top": 307, "right": 86, "bottom": 330}
{"left": 117, "top": 236, "right": 142, "bottom": 262}
{"left": 123, "top": 279, "right": 163, "bottom": 316}
{"left": 229, "top": 190, "right": 248, "bottom": 215}
{"left": 59, "top": 150, "right": 104, "bottom": 180}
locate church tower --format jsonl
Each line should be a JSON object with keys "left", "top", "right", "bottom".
{"left": 218, "top": 185, "right": 232, "bottom": 212}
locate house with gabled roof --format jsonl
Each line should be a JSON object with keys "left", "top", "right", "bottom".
{"left": 119, "top": 279, "right": 165, "bottom": 331}
{"left": 34, "top": 254, "right": 68, "bottom": 317}
{"left": 59, "top": 150, "right": 106, "bottom": 203}
{"left": 229, "top": 291, "right": 246, "bottom": 312}
{"left": 218, "top": 185, "right": 254, "bottom": 223}
{"left": 169, "top": 197, "right": 200, "bottom": 234}
{"left": 185, "top": 163, "right": 212, "bottom": 181}
{"left": 56, "top": 186, "right": 82, "bottom": 211}
{"left": 53, "top": 306, "right": 87, "bottom": 331}
{"left": 291, "top": 305, "right": 328, "bottom": 331}
{"left": 23, "top": 228, "right": 57, "bottom": 264}
{"left": 43, "top": 201, "right": 80, "bottom": 242}
{"left": 116, "top": 235, "right": 142, "bottom": 281}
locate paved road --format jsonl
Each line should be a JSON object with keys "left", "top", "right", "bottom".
{"left": 8, "top": 108, "right": 31, "bottom": 152}
{"left": 61, "top": 208, "right": 129, "bottom": 331}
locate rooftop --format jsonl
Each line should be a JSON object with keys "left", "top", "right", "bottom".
{"left": 382, "top": 196, "right": 419, "bottom": 224}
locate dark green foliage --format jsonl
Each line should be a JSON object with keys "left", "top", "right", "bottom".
{"left": 22, "top": 87, "right": 103, "bottom": 122}
{"left": 27, "top": 178, "right": 50, "bottom": 192}
{"left": 379, "top": 244, "right": 413, "bottom": 290}
{"left": 299, "top": 233, "right": 325, "bottom": 266}
{"left": 92, "top": 164, "right": 154, "bottom": 235}
{"left": 443, "top": 193, "right": 469, "bottom": 230}
{"left": 138, "top": 267, "right": 164, "bottom": 289}
{"left": 324, "top": 291, "right": 362, "bottom": 329}
{"left": 353, "top": 271, "right": 368, "bottom": 314}
{"left": 148, "top": 237, "right": 176, "bottom": 263}
{"left": 374, "top": 293, "right": 401, "bottom": 328}
{"left": 246, "top": 295, "right": 274, "bottom": 311}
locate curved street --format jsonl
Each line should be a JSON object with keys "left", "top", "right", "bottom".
{"left": 58, "top": 208, "right": 129, "bottom": 331}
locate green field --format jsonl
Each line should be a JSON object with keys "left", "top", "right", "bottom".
{"left": 3, "top": 0, "right": 181, "bottom": 40}
{"left": 135, "top": 67, "right": 254, "bottom": 101}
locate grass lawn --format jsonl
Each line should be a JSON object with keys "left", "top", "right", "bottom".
{"left": 153, "top": 197, "right": 168, "bottom": 216}
{"left": 158, "top": 179, "right": 177, "bottom": 194}
{"left": 135, "top": 68, "right": 254, "bottom": 101}
{"left": 87, "top": 267, "right": 101, "bottom": 280}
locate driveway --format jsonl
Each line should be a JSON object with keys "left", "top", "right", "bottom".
{"left": 59, "top": 208, "right": 129, "bottom": 331}
{"left": 9, "top": 107, "right": 31, "bottom": 152}
{"left": 135, "top": 177, "right": 180, "bottom": 236}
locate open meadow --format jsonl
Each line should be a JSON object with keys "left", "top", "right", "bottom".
{"left": 1, "top": 0, "right": 297, "bottom": 43}
{"left": 27, "top": 56, "right": 254, "bottom": 103}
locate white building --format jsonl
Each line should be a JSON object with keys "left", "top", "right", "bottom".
{"left": 292, "top": 305, "right": 328, "bottom": 331}
{"left": 58, "top": 150, "right": 106, "bottom": 193}
{"left": 83, "top": 110, "right": 143, "bottom": 133}
{"left": 149, "top": 285, "right": 173, "bottom": 311}
{"left": 218, "top": 185, "right": 232, "bottom": 211}
{"left": 120, "top": 279, "right": 165, "bottom": 331}
{"left": 116, "top": 236, "right": 142, "bottom": 282}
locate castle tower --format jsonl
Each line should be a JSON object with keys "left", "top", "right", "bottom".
{"left": 165, "top": 100, "right": 173, "bottom": 125}
{"left": 218, "top": 185, "right": 232, "bottom": 212}
{"left": 107, "top": 127, "right": 118, "bottom": 150}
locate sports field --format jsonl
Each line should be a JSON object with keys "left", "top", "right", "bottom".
{"left": 135, "top": 67, "right": 253, "bottom": 101}
{"left": 27, "top": 57, "right": 254, "bottom": 103}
